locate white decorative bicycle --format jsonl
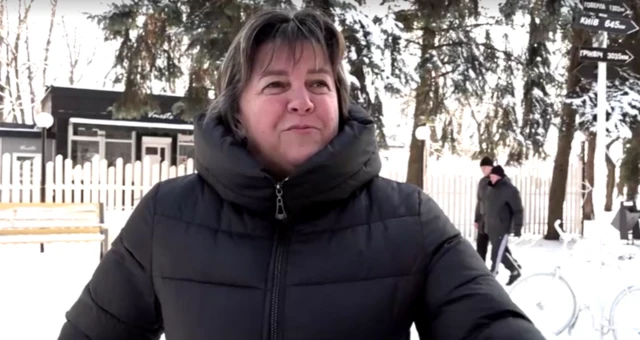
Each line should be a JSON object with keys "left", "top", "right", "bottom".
{"left": 508, "top": 220, "right": 640, "bottom": 339}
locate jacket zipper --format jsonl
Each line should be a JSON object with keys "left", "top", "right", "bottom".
{"left": 274, "top": 181, "right": 287, "bottom": 220}
{"left": 270, "top": 179, "right": 288, "bottom": 340}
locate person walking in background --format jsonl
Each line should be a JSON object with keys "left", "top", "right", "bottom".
{"left": 483, "top": 165, "right": 524, "bottom": 286}
{"left": 474, "top": 156, "right": 493, "bottom": 262}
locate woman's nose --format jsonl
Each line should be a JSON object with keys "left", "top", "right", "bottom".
{"left": 286, "top": 87, "right": 314, "bottom": 115}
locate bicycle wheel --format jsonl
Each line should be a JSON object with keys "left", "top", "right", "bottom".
{"left": 508, "top": 273, "right": 578, "bottom": 335}
{"left": 610, "top": 285, "right": 640, "bottom": 340}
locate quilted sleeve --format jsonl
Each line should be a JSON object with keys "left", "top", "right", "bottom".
{"left": 414, "top": 192, "right": 544, "bottom": 340}
{"left": 474, "top": 178, "right": 483, "bottom": 223}
{"left": 506, "top": 185, "right": 525, "bottom": 234}
{"left": 57, "top": 184, "right": 163, "bottom": 340}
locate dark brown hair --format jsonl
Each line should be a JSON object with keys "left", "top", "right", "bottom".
{"left": 207, "top": 8, "right": 350, "bottom": 140}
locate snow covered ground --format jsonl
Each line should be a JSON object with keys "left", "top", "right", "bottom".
{"left": 489, "top": 235, "right": 640, "bottom": 340}
{"left": 1, "top": 226, "right": 639, "bottom": 340}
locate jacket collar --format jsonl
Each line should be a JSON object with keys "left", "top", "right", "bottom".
{"left": 193, "top": 104, "right": 381, "bottom": 220}
{"left": 488, "top": 176, "right": 511, "bottom": 188}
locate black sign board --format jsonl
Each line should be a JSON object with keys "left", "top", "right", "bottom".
{"left": 574, "top": 63, "right": 621, "bottom": 80}
{"left": 582, "top": 0, "right": 631, "bottom": 17}
{"left": 579, "top": 47, "right": 634, "bottom": 64}
{"left": 574, "top": 14, "right": 639, "bottom": 35}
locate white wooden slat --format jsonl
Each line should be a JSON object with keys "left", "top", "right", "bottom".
{"left": 0, "top": 153, "right": 584, "bottom": 237}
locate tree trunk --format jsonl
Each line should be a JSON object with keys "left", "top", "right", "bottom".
{"left": 42, "top": 0, "right": 58, "bottom": 88}
{"left": 24, "top": 20, "right": 37, "bottom": 117}
{"left": 12, "top": 0, "right": 25, "bottom": 122}
{"left": 583, "top": 132, "right": 595, "bottom": 220}
{"left": 622, "top": 126, "right": 640, "bottom": 201}
{"left": 546, "top": 116, "right": 575, "bottom": 240}
{"left": 0, "top": 0, "right": 5, "bottom": 118}
{"left": 61, "top": 16, "right": 78, "bottom": 85}
{"left": 4, "top": 37, "right": 13, "bottom": 122}
{"left": 545, "top": 30, "right": 587, "bottom": 240}
{"left": 625, "top": 153, "right": 640, "bottom": 201}
{"left": 406, "top": 24, "right": 436, "bottom": 189}
{"left": 617, "top": 177, "right": 625, "bottom": 198}
{"left": 605, "top": 146, "right": 616, "bottom": 211}
{"left": 11, "top": 0, "right": 34, "bottom": 123}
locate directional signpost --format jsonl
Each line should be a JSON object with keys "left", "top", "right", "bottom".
{"left": 578, "top": 46, "right": 634, "bottom": 64}
{"left": 572, "top": 0, "right": 636, "bottom": 234}
{"left": 574, "top": 63, "right": 620, "bottom": 80}
{"left": 573, "top": 14, "right": 639, "bottom": 35}
{"left": 582, "top": 0, "right": 631, "bottom": 17}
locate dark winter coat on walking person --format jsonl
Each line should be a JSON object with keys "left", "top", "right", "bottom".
{"left": 482, "top": 166, "right": 524, "bottom": 284}
{"left": 482, "top": 176, "right": 524, "bottom": 238}
{"left": 474, "top": 171, "right": 491, "bottom": 262}
{"left": 57, "top": 8, "right": 544, "bottom": 340}
{"left": 474, "top": 156, "right": 493, "bottom": 262}
{"left": 474, "top": 175, "right": 491, "bottom": 233}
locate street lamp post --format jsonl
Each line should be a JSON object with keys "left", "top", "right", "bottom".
{"left": 34, "top": 112, "right": 54, "bottom": 203}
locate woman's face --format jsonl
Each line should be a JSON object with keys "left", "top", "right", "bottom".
{"left": 238, "top": 41, "right": 340, "bottom": 177}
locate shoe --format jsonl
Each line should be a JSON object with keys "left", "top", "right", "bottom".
{"left": 506, "top": 271, "right": 521, "bottom": 286}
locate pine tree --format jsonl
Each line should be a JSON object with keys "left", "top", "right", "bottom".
{"left": 397, "top": 0, "right": 516, "bottom": 187}
{"left": 325, "top": 0, "right": 414, "bottom": 147}
{"left": 474, "top": 33, "right": 520, "bottom": 163}
{"left": 500, "top": 0, "right": 561, "bottom": 162}
{"left": 91, "top": 0, "right": 412, "bottom": 147}
{"left": 544, "top": 0, "right": 589, "bottom": 239}
{"left": 89, "top": 0, "right": 262, "bottom": 118}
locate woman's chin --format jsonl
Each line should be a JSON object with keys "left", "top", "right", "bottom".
{"left": 282, "top": 148, "right": 322, "bottom": 170}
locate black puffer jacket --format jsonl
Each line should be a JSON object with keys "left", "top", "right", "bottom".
{"left": 58, "top": 106, "right": 544, "bottom": 340}
{"left": 483, "top": 177, "right": 524, "bottom": 237}
{"left": 474, "top": 175, "right": 491, "bottom": 233}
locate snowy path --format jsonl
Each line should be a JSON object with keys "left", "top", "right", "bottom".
{"left": 1, "top": 236, "right": 639, "bottom": 339}
{"left": 0, "top": 242, "right": 100, "bottom": 340}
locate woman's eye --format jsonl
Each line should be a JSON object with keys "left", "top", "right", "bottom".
{"left": 265, "top": 81, "right": 285, "bottom": 89}
{"left": 310, "top": 81, "right": 328, "bottom": 88}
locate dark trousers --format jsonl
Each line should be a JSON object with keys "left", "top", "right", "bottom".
{"left": 476, "top": 232, "right": 489, "bottom": 262}
{"left": 489, "top": 234, "right": 519, "bottom": 275}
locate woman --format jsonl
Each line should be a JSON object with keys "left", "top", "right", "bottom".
{"left": 58, "top": 8, "right": 544, "bottom": 340}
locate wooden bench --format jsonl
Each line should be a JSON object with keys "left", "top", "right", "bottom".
{"left": 0, "top": 203, "right": 108, "bottom": 259}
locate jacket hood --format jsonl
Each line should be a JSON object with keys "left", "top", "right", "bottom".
{"left": 193, "top": 104, "right": 381, "bottom": 219}
{"left": 488, "top": 175, "right": 511, "bottom": 187}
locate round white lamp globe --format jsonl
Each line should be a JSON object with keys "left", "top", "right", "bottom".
{"left": 34, "top": 111, "right": 54, "bottom": 129}
{"left": 415, "top": 125, "right": 429, "bottom": 141}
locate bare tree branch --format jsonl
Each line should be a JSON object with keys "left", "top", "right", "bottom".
{"left": 0, "top": 0, "right": 5, "bottom": 119}
{"left": 60, "top": 15, "right": 96, "bottom": 86}
{"left": 102, "top": 64, "right": 117, "bottom": 88}
{"left": 12, "top": 0, "right": 34, "bottom": 122}
{"left": 61, "top": 16, "right": 76, "bottom": 85}
{"left": 75, "top": 47, "right": 96, "bottom": 84}
{"left": 24, "top": 13, "right": 36, "bottom": 118}
{"left": 42, "top": 0, "right": 58, "bottom": 88}
{"left": 3, "top": 0, "right": 14, "bottom": 122}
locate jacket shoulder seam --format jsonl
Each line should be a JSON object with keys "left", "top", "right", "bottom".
{"left": 298, "top": 214, "right": 420, "bottom": 235}
{"left": 154, "top": 213, "right": 271, "bottom": 238}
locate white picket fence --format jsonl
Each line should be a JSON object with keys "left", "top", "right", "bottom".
{"left": 381, "top": 155, "right": 584, "bottom": 238}
{"left": 433, "top": 159, "right": 583, "bottom": 238}
{"left": 0, "top": 153, "right": 194, "bottom": 209}
{"left": 0, "top": 153, "right": 583, "bottom": 238}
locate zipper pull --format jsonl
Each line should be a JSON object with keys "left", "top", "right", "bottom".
{"left": 275, "top": 182, "right": 287, "bottom": 220}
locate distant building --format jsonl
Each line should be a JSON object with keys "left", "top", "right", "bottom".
{"left": 0, "top": 122, "right": 55, "bottom": 172}
{"left": 40, "top": 85, "right": 196, "bottom": 167}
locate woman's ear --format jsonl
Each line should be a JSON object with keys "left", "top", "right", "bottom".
{"left": 233, "top": 115, "right": 247, "bottom": 141}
